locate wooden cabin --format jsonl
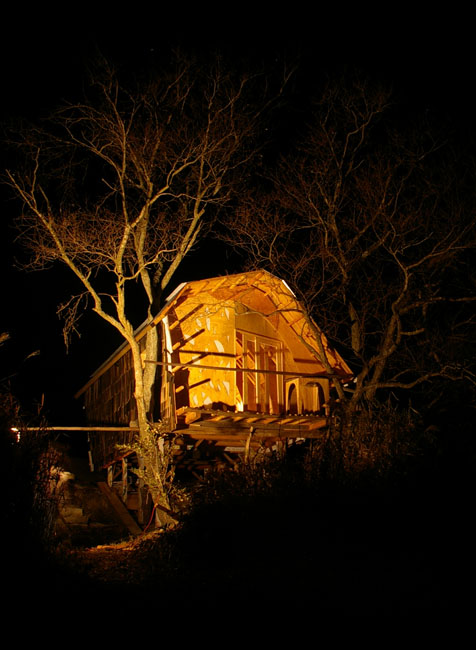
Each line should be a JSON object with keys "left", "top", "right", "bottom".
{"left": 76, "top": 271, "right": 352, "bottom": 514}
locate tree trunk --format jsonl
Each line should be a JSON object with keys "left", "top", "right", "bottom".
{"left": 129, "top": 336, "right": 175, "bottom": 527}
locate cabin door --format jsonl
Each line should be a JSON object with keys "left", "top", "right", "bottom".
{"left": 236, "top": 333, "right": 283, "bottom": 414}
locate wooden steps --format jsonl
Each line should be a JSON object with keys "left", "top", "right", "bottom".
{"left": 97, "top": 482, "right": 142, "bottom": 536}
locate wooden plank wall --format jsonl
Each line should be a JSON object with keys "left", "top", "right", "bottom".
{"left": 84, "top": 338, "right": 148, "bottom": 467}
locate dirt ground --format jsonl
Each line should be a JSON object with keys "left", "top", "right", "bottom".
{"left": 43, "top": 444, "right": 475, "bottom": 615}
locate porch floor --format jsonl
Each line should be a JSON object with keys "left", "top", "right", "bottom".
{"left": 174, "top": 407, "right": 329, "bottom": 449}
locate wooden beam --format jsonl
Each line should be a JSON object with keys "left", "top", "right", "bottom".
{"left": 181, "top": 425, "right": 327, "bottom": 441}
{"left": 145, "top": 359, "right": 338, "bottom": 378}
{"left": 97, "top": 482, "right": 143, "bottom": 536}
{"left": 18, "top": 426, "right": 140, "bottom": 432}
{"left": 187, "top": 418, "right": 326, "bottom": 430}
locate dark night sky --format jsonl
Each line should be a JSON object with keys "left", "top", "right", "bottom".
{"left": 1, "top": 9, "right": 475, "bottom": 422}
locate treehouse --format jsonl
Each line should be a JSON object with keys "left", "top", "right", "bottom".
{"left": 77, "top": 270, "right": 352, "bottom": 479}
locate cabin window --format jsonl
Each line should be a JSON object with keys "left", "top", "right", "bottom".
{"left": 235, "top": 331, "right": 283, "bottom": 414}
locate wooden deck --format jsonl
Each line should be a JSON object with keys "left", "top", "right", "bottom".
{"left": 175, "top": 408, "right": 329, "bottom": 449}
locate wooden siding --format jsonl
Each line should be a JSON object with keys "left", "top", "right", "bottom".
{"left": 89, "top": 429, "right": 137, "bottom": 470}
{"left": 83, "top": 337, "right": 150, "bottom": 426}
{"left": 83, "top": 338, "right": 146, "bottom": 469}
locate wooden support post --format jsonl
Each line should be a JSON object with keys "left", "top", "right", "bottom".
{"left": 87, "top": 433, "right": 95, "bottom": 472}
{"left": 97, "top": 482, "right": 142, "bottom": 536}
{"left": 137, "top": 455, "right": 145, "bottom": 525}
{"left": 122, "top": 457, "right": 128, "bottom": 502}
{"left": 244, "top": 427, "right": 254, "bottom": 463}
{"left": 275, "top": 439, "right": 286, "bottom": 459}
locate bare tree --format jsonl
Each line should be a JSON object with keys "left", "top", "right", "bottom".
{"left": 5, "top": 54, "right": 280, "bottom": 515}
{"left": 226, "top": 76, "right": 476, "bottom": 414}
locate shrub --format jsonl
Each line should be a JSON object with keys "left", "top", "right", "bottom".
{"left": 1, "top": 389, "right": 60, "bottom": 553}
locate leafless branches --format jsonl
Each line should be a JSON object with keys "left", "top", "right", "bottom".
{"left": 225, "top": 76, "right": 476, "bottom": 409}
{"left": 7, "top": 54, "right": 272, "bottom": 323}
{"left": 5, "top": 53, "right": 279, "bottom": 440}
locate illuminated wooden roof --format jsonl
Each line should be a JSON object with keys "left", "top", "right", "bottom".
{"left": 76, "top": 270, "right": 352, "bottom": 397}
{"left": 151, "top": 270, "right": 352, "bottom": 379}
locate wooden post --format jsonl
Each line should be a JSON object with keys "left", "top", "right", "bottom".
{"left": 87, "top": 433, "right": 95, "bottom": 471}
{"left": 244, "top": 427, "right": 254, "bottom": 463}
{"left": 137, "top": 455, "right": 145, "bottom": 525}
{"left": 122, "top": 457, "right": 128, "bottom": 502}
{"left": 97, "top": 483, "right": 142, "bottom": 536}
